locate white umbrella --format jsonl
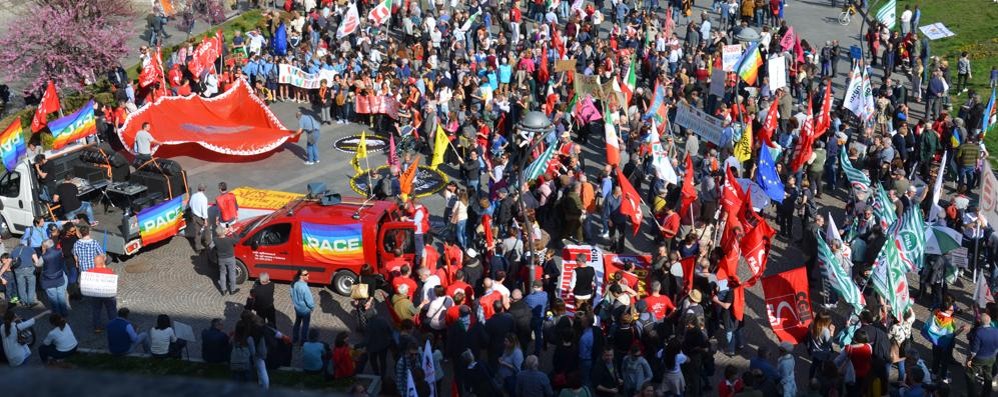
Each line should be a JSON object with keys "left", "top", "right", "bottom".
{"left": 924, "top": 224, "right": 963, "bottom": 255}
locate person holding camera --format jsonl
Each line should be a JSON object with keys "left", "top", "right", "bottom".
{"left": 1, "top": 309, "right": 51, "bottom": 366}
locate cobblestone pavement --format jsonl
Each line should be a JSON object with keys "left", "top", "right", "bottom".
{"left": 0, "top": 0, "right": 982, "bottom": 394}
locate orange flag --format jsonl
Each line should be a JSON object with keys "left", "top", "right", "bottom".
{"left": 399, "top": 157, "right": 420, "bottom": 199}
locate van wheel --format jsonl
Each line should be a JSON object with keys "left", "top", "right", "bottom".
{"left": 332, "top": 271, "right": 358, "bottom": 296}
{"left": 235, "top": 260, "right": 248, "bottom": 285}
{"left": 0, "top": 217, "right": 11, "bottom": 240}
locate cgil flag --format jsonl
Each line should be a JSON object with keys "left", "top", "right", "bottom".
{"left": 872, "top": 183, "right": 898, "bottom": 230}
{"left": 818, "top": 234, "right": 865, "bottom": 314}
{"left": 742, "top": 217, "right": 777, "bottom": 286}
{"left": 679, "top": 153, "right": 698, "bottom": 219}
{"left": 761, "top": 266, "right": 813, "bottom": 344}
{"left": 789, "top": 96, "right": 814, "bottom": 172}
{"left": 814, "top": 80, "right": 833, "bottom": 137}
{"left": 369, "top": 0, "right": 394, "bottom": 26}
{"left": 759, "top": 96, "right": 780, "bottom": 147}
{"left": 876, "top": 0, "right": 897, "bottom": 30}
{"left": 0, "top": 119, "right": 27, "bottom": 171}
{"left": 616, "top": 168, "right": 644, "bottom": 235}
{"left": 737, "top": 41, "right": 764, "bottom": 85}
{"left": 31, "top": 80, "right": 61, "bottom": 132}
{"left": 337, "top": 2, "right": 360, "bottom": 38}
{"left": 431, "top": 122, "right": 448, "bottom": 170}
{"left": 48, "top": 100, "right": 97, "bottom": 150}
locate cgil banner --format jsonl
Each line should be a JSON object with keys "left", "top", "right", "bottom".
{"left": 558, "top": 245, "right": 606, "bottom": 312}
{"left": 762, "top": 266, "right": 813, "bottom": 344}
{"left": 278, "top": 64, "right": 339, "bottom": 89}
{"left": 675, "top": 103, "right": 726, "bottom": 146}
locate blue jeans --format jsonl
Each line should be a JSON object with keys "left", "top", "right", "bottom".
{"left": 579, "top": 359, "right": 593, "bottom": 386}
{"left": 531, "top": 318, "right": 544, "bottom": 355}
{"left": 15, "top": 270, "right": 36, "bottom": 305}
{"left": 65, "top": 202, "right": 95, "bottom": 223}
{"left": 306, "top": 143, "right": 319, "bottom": 162}
{"left": 45, "top": 275, "right": 69, "bottom": 317}
{"left": 218, "top": 256, "right": 237, "bottom": 293}
{"left": 725, "top": 326, "right": 743, "bottom": 354}
{"left": 455, "top": 220, "right": 467, "bottom": 248}
{"left": 959, "top": 165, "right": 976, "bottom": 188}
{"left": 293, "top": 310, "right": 312, "bottom": 345}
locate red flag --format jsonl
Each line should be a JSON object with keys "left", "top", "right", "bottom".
{"left": 31, "top": 81, "right": 61, "bottom": 132}
{"left": 551, "top": 23, "right": 566, "bottom": 59}
{"left": 679, "top": 154, "right": 697, "bottom": 220}
{"left": 732, "top": 277, "right": 746, "bottom": 321}
{"left": 814, "top": 79, "right": 833, "bottom": 138}
{"left": 616, "top": 169, "right": 644, "bottom": 235}
{"left": 139, "top": 47, "right": 165, "bottom": 88}
{"left": 759, "top": 93, "right": 780, "bottom": 147}
{"left": 789, "top": 95, "right": 814, "bottom": 172}
{"left": 761, "top": 266, "right": 813, "bottom": 343}
{"left": 680, "top": 256, "right": 696, "bottom": 293}
{"left": 538, "top": 46, "right": 550, "bottom": 84}
{"left": 716, "top": 236, "right": 740, "bottom": 281}
{"left": 741, "top": 218, "right": 777, "bottom": 286}
{"left": 721, "top": 167, "right": 744, "bottom": 217}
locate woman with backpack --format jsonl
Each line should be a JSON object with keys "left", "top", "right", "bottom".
{"left": 1, "top": 309, "right": 50, "bottom": 366}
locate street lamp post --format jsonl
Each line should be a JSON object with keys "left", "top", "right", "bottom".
{"left": 515, "top": 111, "right": 553, "bottom": 288}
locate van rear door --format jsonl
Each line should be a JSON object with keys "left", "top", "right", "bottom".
{"left": 0, "top": 170, "right": 36, "bottom": 233}
{"left": 377, "top": 221, "right": 416, "bottom": 271}
{"left": 243, "top": 220, "right": 304, "bottom": 282}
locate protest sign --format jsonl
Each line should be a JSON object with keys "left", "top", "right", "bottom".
{"left": 555, "top": 59, "right": 577, "bottom": 72}
{"left": 355, "top": 95, "right": 401, "bottom": 119}
{"left": 80, "top": 271, "right": 118, "bottom": 298}
{"left": 919, "top": 23, "right": 956, "bottom": 40}
{"left": 768, "top": 55, "right": 788, "bottom": 90}
{"left": 722, "top": 45, "right": 743, "bottom": 72}
{"left": 278, "top": 65, "right": 338, "bottom": 89}
{"left": 675, "top": 103, "right": 726, "bottom": 146}
{"left": 709, "top": 69, "right": 726, "bottom": 97}
{"left": 949, "top": 247, "right": 969, "bottom": 269}
{"left": 173, "top": 321, "right": 196, "bottom": 342}
{"left": 573, "top": 74, "right": 602, "bottom": 98}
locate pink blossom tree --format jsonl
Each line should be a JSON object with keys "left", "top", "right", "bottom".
{"left": 0, "top": 0, "right": 135, "bottom": 91}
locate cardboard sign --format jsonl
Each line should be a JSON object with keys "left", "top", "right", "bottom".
{"left": 768, "top": 54, "right": 788, "bottom": 90}
{"left": 80, "top": 271, "right": 118, "bottom": 298}
{"left": 949, "top": 247, "right": 969, "bottom": 269}
{"left": 173, "top": 321, "right": 196, "bottom": 342}
{"left": 722, "top": 45, "right": 743, "bottom": 72}
{"left": 554, "top": 59, "right": 577, "bottom": 72}
{"left": 573, "top": 74, "right": 603, "bottom": 98}
{"left": 675, "top": 103, "right": 726, "bottom": 146}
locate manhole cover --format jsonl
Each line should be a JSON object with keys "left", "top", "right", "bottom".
{"left": 123, "top": 261, "right": 153, "bottom": 273}
{"left": 350, "top": 164, "right": 448, "bottom": 198}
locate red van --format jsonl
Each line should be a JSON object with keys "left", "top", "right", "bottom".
{"left": 229, "top": 197, "right": 416, "bottom": 295}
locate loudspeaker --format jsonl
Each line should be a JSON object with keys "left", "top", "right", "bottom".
{"left": 320, "top": 193, "right": 341, "bottom": 206}
{"left": 307, "top": 182, "right": 327, "bottom": 199}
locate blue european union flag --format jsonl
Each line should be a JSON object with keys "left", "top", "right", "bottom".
{"left": 757, "top": 143, "right": 785, "bottom": 203}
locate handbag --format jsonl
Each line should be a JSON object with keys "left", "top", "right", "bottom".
{"left": 350, "top": 283, "right": 369, "bottom": 300}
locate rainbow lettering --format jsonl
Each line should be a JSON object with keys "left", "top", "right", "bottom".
{"left": 48, "top": 100, "right": 97, "bottom": 150}
{"left": 301, "top": 222, "right": 364, "bottom": 266}
{"left": 136, "top": 195, "right": 185, "bottom": 245}
{"left": 0, "top": 119, "right": 26, "bottom": 171}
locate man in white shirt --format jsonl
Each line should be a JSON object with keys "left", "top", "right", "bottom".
{"left": 484, "top": 277, "right": 510, "bottom": 299}
{"left": 417, "top": 268, "right": 442, "bottom": 304}
{"left": 133, "top": 122, "right": 160, "bottom": 165}
{"left": 188, "top": 184, "right": 210, "bottom": 252}
{"left": 899, "top": 6, "right": 913, "bottom": 35}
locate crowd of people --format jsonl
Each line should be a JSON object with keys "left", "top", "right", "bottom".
{"left": 2, "top": 0, "right": 998, "bottom": 396}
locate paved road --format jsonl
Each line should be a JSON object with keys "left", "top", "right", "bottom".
{"left": 1, "top": 0, "right": 981, "bottom": 394}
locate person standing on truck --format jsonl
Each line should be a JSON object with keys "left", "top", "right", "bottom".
{"left": 215, "top": 182, "right": 239, "bottom": 227}
{"left": 188, "top": 184, "right": 210, "bottom": 253}
{"left": 290, "top": 269, "right": 315, "bottom": 346}
{"left": 33, "top": 155, "right": 55, "bottom": 201}
{"left": 133, "top": 122, "right": 161, "bottom": 165}
{"left": 214, "top": 225, "right": 239, "bottom": 296}
{"left": 53, "top": 180, "right": 96, "bottom": 226}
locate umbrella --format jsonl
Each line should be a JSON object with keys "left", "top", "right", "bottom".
{"left": 737, "top": 178, "right": 771, "bottom": 210}
{"left": 925, "top": 224, "right": 963, "bottom": 255}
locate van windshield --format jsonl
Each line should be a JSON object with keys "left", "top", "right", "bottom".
{"left": 240, "top": 212, "right": 276, "bottom": 238}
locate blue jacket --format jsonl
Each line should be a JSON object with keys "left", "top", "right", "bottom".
{"left": 107, "top": 317, "right": 139, "bottom": 355}
{"left": 291, "top": 280, "right": 315, "bottom": 314}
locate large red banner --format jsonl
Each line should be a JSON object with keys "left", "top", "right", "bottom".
{"left": 354, "top": 95, "right": 400, "bottom": 118}
{"left": 761, "top": 266, "right": 813, "bottom": 344}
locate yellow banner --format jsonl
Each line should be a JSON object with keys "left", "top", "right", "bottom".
{"left": 231, "top": 187, "right": 303, "bottom": 210}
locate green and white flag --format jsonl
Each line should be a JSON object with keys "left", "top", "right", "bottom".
{"left": 889, "top": 206, "right": 926, "bottom": 271}
{"left": 460, "top": 8, "right": 481, "bottom": 32}
{"left": 818, "top": 234, "right": 864, "bottom": 314}
{"left": 840, "top": 147, "right": 871, "bottom": 193}
{"left": 872, "top": 183, "right": 897, "bottom": 231}
{"left": 876, "top": 0, "right": 897, "bottom": 30}
{"left": 871, "top": 237, "right": 912, "bottom": 319}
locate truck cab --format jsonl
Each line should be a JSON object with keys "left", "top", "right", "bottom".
{"left": 230, "top": 196, "right": 415, "bottom": 295}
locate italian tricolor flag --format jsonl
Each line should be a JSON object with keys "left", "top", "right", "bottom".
{"left": 368, "top": 0, "right": 393, "bottom": 25}
{"left": 621, "top": 55, "right": 636, "bottom": 106}
{"left": 604, "top": 105, "right": 620, "bottom": 167}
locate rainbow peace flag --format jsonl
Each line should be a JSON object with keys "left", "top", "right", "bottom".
{"left": 737, "top": 41, "right": 764, "bottom": 85}
{"left": 921, "top": 309, "right": 956, "bottom": 345}
{"left": 301, "top": 222, "right": 364, "bottom": 266}
{"left": 0, "top": 119, "right": 26, "bottom": 171}
{"left": 48, "top": 100, "right": 97, "bottom": 150}
{"left": 136, "top": 195, "right": 185, "bottom": 245}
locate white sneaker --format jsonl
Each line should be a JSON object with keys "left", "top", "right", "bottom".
{"left": 315, "top": 160, "right": 320, "bottom": 163}
{"left": 305, "top": 161, "right": 314, "bottom": 165}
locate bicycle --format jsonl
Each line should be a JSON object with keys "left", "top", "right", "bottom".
{"left": 838, "top": 3, "right": 856, "bottom": 25}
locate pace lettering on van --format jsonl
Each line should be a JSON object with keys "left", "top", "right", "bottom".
{"left": 301, "top": 222, "right": 364, "bottom": 265}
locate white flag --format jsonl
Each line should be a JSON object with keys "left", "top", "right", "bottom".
{"left": 422, "top": 340, "right": 437, "bottom": 397}
{"left": 974, "top": 273, "right": 995, "bottom": 309}
{"left": 827, "top": 212, "right": 841, "bottom": 242}
{"left": 368, "top": 0, "right": 393, "bottom": 25}
{"left": 843, "top": 66, "right": 865, "bottom": 118}
{"left": 928, "top": 151, "right": 948, "bottom": 222}
{"left": 861, "top": 67, "right": 876, "bottom": 121}
{"left": 405, "top": 368, "right": 419, "bottom": 397}
{"left": 337, "top": 3, "right": 360, "bottom": 39}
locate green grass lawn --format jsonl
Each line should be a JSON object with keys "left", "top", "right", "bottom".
{"left": 894, "top": 0, "right": 998, "bottom": 155}
{"left": 65, "top": 352, "right": 356, "bottom": 392}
